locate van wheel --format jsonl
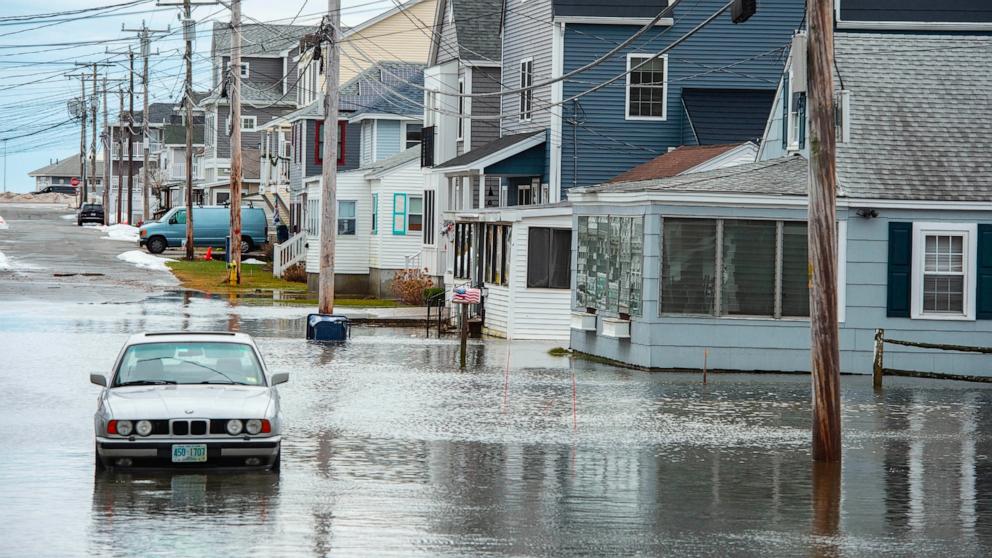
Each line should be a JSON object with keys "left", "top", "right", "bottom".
{"left": 146, "top": 236, "right": 167, "bottom": 254}
{"left": 240, "top": 236, "right": 253, "bottom": 255}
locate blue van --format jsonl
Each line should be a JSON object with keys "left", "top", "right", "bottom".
{"left": 139, "top": 206, "right": 268, "bottom": 254}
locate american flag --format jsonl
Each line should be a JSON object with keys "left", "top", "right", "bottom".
{"left": 452, "top": 287, "right": 481, "bottom": 304}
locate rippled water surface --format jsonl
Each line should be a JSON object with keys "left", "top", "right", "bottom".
{"left": 3, "top": 292, "right": 992, "bottom": 557}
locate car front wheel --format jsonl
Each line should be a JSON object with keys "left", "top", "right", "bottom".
{"left": 146, "top": 236, "right": 167, "bottom": 254}
{"left": 94, "top": 443, "right": 106, "bottom": 473}
{"left": 240, "top": 236, "right": 253, "bottom": 255}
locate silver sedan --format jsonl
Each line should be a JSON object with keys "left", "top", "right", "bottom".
{"left": 91, "top": 332, "right": 287, "bottom": 471}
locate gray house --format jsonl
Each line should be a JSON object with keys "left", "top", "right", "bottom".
{"left": 568, "top": 28, "right": 992, "bottom": 377}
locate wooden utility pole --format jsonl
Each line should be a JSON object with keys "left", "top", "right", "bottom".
{"left": 117, "top": 88, "right": 125, "bottom": 224}
{"left": 102, "top": 77, "right": 110, "bottom": 225}
{"left": 78, "top": 78, "right": 87, "bottom": 208}
{"left": 183, "top": 0, "right": 196, "bottom": 260}
{"left": 126, "top": 50, "right": 136, "bottom": 224}
{"left": 228, "top": 0, "right": 243, "bottom": 284}
{"left": 90, "top": 64, "right": 98, "bottom": 206}
{"left": 318, "top": 0, "right": 341, "bottom": 314}
{"left": 807, "top": 0, "right": 841, "bottom": 463}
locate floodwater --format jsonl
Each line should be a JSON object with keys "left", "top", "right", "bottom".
{"left": 3, "top": 292, "right": 992, "bottom": 557}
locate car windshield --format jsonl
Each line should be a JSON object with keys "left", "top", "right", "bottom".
{"left": 114, "top": 342, "right": 265, "bottom": 386}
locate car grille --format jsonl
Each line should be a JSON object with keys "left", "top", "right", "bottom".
{"left": 170, "top": 419, "right": 208, "bottom": 436}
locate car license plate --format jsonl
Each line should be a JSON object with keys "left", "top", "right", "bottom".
{"left": 171, "top": 444, "right": 207, "bottom": 463}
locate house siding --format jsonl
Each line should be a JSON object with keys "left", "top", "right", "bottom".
{"left": 370, "top": 161, "right": 425, "bottom": 269}
{"left": 375, "top": 120, "right": 402, "bottom": 162}
{"left": 339, "top": 0, "right": 438, "bottom": 84}
{"left": 569, "top": 203, "right": 992, "bottom": 377}
{"left": 470, "top": 65, "right": 502, "bottom": 151}
{"left": 508, "top": 216, "right": 573, "bottom": 340}
{"left": 558, "top": 0, "right": 805, "bottom": 192}
{"left": 304, "top": 172, "right": 371, "bottom": 275}
{"left": 221, "top": 56, "right": 285, "bottom": 96}
{"left": 501, "top": 0, "right": 554, "bottom": 135}
{"left": 436, "top": 0, "right": 460, "bottom": 64}
{"left": 838, "top": 0, "right": 992, "bottom": 24}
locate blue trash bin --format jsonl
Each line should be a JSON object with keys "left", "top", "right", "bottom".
{"left": 307, "top": 314, "right": 350, "bottom": 341}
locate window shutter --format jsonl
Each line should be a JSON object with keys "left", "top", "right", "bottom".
{"left": 886, "top": 222, "right": 912, "bottom": 317}
{"left": 976, "top": 224, "right": 992, "bottom": 319}
{"left": 392, "top": 193, "right": 407, "bottom": 235}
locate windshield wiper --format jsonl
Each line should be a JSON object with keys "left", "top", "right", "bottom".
{"left": 176, "top": 359, "right": 247, "bottom": 385}
{"left": 117, "top": 380, "right": 177, "bottom": 386}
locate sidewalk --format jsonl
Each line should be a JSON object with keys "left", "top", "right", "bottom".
{"left": 336, "top": 305, "right": 428, "bottom": 326}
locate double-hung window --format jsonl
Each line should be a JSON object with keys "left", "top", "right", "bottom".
{"left": 371, "top": 193, "right": 378, "bottom": 235}
{"left": 338, "top": 200, "right": 356, "bottom": 235}
{"left": 626, "top": 54, "right": 667, "bottom": 120}
{"left": 315, "top": 121, "right": 346, "bottom": 165}
{"left": 407, "top": 196, "right": 423, "bottom": 232}
{"left": 527, "top": 227, "right": 570, "bottom": 289}
{"left": 519, "top": 58, "right": 533, "bottom": 121}
{"left": 405, "top": 123, "right": 422, "bottom": 148}
{"left": 910, "top": 223, "right": 977, "bottom": 319}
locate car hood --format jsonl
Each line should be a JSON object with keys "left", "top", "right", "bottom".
{"left": 105, "top": 385, "right": 272, "bottom": 419}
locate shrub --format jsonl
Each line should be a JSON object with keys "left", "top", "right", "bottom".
{"left": 423, "top": 286, "right": 445, "bottom": 302}
{"left": 282, "top": 262, "right": 307, "bottom": 283}
{"left": 392, "top": 268, "right": 434, "bottom": 305}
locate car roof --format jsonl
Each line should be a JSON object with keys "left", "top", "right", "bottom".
{"left": 125, "top": 331, "right": 256, "bottom": 346}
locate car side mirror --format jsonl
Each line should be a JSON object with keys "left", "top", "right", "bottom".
{"left": 90, "top": 373, "right": 107, "bottom": 387}
{"left": 169, "top": 217, "right": 177, "bottom": 224}
{"left": 270, "top": 372, "right": 289, "bottom": 386}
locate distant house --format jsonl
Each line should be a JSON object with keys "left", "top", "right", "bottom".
{"left": 28, "top": 154, "right": 141, "bottom": 199}
{"left": 568, "top": 21, "right": 992, "bottom": 376}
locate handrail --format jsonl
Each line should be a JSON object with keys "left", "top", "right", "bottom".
{"left": 872, "top": 328, "right": 992, "bottom": 388}
{"left": 404, "top": 250, "right": 423, "bottom": 271}
{"left": 273, "top": 230, "right": 307, "bottom": 278}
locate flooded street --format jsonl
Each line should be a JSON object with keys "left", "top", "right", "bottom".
{"left": 3, "top": 207, "right": 992, "bottom": 556}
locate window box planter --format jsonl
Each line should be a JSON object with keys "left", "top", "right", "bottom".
{"left": 601, "top": 317, "right": 631, "bottom": 339}
{"left": 570, "top": 312, "right": 597, "bottom": 331}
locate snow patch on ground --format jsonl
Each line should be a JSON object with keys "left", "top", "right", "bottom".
{"left": 96, "top": 224, "right": 139, "bottom": 242}
{"left": 0, "top": 251, "right": 40, "bottom": 272}
{"left": 116, "top": 250, "right": 174, "bottom": 272}
{"left": 0, "top": 215, "right": 8, "bottom": 229}
{"left": 243, "top": 258, "right": 265, "bottom": 265}
{"left": 60, "top": 214, "right": 76, "bottom": 220}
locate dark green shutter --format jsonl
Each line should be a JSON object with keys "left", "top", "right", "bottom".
{"left": 976, "top": 225, "right": 992, "bottom": 319}
{"left": 886, "top": 222, "right": 912, "bottom": 317}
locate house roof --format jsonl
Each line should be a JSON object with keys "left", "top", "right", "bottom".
{"left": 132, "top": 102, "right": 176, "bottom": 126}
{"left": 552, "top": 0, "right": 671, "bottom": 19}
{"left": 339, "top": 62, "right": 425, "bottom": 118}
{"left": 682, "top": 89, "right": 775, "bottom": 145}
{"left": 28, "top": 154, "right": 142, "bottom": 177}
{"left": 444, "top": 0, "right": 502, "bottom": 62}
{"left": 609, "top": 143, "right": 748, "bottom": 183}
{"left": 360, "top": 146, "right": 421, "bottom": 178}
{"left": 433, "top": 131, "right": 545, "bottom": 170}
{"left": 575, "top": 156, "right": 808, "bottom": 197}
{"left": 211, "top": 22, "right": 314, "bottom": 58}
{"left": 834, "top": 32, "right": 992, "bottom": 201}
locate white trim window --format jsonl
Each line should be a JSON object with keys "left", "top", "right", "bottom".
{"left": 226, "top": 61, "right": 250, "bottom": 79}
{"left": 911, "top": 222, "right": 977, "bottom": 320}
{"left": 518, "top": 58, "right": 533, "bottom": 122}
{"left": 226, "top": 116, "right": 257, "bottom": 134}
{"left": 457, "top": 78, "right": 465, "bottom": 140}
{"left": 625, "top": 53, "right": 668, "bottom": 120}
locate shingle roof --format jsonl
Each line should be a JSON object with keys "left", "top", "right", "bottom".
{"left": 434, "top": 131, "right": 545, "bottom": 169}
{"left": 448, "top": 0, "right": 502, "bottom": 61}
{"left": 576, "top": 156, "right": 808, "bottom": 196}
{"left": 834, "top": 32, "right": 992, "bottom": 201}
{"left": 339, "top": 62, "right": 425, "bottom": 117}
{"left": 28, "top": 154, "right": 143, "bottom": 177}
{"left": 360, "top": 146, "right": 421, "bottom": 176}
{"left": 682, "top": 89, "right": 775, "bottom": 145}
{"left": 609, "top": 143, "right": 747, "bottom": 183}
{"left": 211, "top": 22, "right": 314, "bottom": 58}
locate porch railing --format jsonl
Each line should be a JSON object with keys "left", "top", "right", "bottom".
{"left": 404, "top": 250, "right": 423, "bottom": 271}
{"left": 273, "top": 231, "right": 307, "bottom": 278}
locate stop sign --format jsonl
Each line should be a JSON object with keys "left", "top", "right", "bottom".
{"left": 70, "top": 177, "right": 80, "bottom": 187}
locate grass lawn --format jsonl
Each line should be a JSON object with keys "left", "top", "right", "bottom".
{"left": 166, "top": 260, "right": 306, "bottom": 294}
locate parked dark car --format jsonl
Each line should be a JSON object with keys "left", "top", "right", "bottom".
{"left": 38, "top": 185, "right": 77, "bottom": 195}
{"left": 77, "top": 203, "right": 104, "bottom": 226}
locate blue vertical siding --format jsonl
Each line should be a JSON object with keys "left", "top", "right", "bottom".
{"left": 375, "top": 120, "right": 402, "bottom": 162}
{"left": 559, "top": 0, "right": 804, "bottom": 192}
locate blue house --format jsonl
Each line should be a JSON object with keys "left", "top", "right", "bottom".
{"left": 425, "top": 0, "right": 806, "bottom": 338}
{"left": 567, "top": 7, "right": 992, "bottom": 376}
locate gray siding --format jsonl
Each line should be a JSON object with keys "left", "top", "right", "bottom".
{"left": 570, "top": 203, "right": 992, "bottom": 378}
{"left": 342, "top": 122, "right": 361, "bottom": 171}
{"left": 215, "top": 105, "right": 293, "bottom": 160}
{"left": 376, "top": 119, "right": 402, "bottom": 162}
{"left": 302, "top": 119, "right": 360, "bottom": 177}
{"left": 305, "top": 119, "right": 321, "bottom": 177}
{"left": 436, "top": 0, "right": 460, "bottom": 64}
{"left": 470, "top": 65, "right": 501, "bottom": 151}
{"left": 500, "top": 0, "right": 553, "bottom": 135}
{"left": 221, "top": 56, "right": 285, "bottom": 97}
{"left": 839, "top": 0, "right": 992, "bottom": 23}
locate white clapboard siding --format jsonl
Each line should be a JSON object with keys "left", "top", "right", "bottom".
{"left": 305, "top": 171, "right": 371, "bottom": 275}
{"left": 370, "top": 160, "right": 425, "bottom": 270}
{"left": 483, "top": 284, "right": 511, "bottom": 337}
{"left": 507, "top": 215, "right": 572, "bottom": 340}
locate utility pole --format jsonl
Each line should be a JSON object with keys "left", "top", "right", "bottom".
{"left": 102, "top": 77, "right": 110, "bottom": 225}
{"left": 78, "top": 78, "right": 87, "bottom": 208}
{"left": 91, "top": 64, "right": 98, "bottom": 207}
{"left": 117, "top": 88, "right": 125, "bottom": 224}
{"left": 123, "top": 22, "right": 169, "bottom": 222}
{"left": 228, "top": 0, "right": 243, "bottom": 284}
{"left": 807, "top": 0, "right": 841, "bottom": 463}
{"left": 318, "top": 0, "right": 341, "bottom": 314}
{"left": 126, "top": 49, "right": 136, "bottom": 224}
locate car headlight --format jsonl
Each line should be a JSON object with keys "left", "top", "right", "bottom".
{"left": 245, "top": 419, "right": 262, "bottom": 435}
{"left": 140, "top": 229, "right": 147, "bottom": 237}
{"left": 225, "top": 419, "right": 243, "bottom": 435}
{"left": 135, "top": 420, "right": 153, "bottom": 436}
{"left": 116, "top": 420, "right": 133, "bottom": 436}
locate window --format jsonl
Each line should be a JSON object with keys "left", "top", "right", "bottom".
{"left": 911, "top": 222, "right": 976, "bottom": 320}
{"left": 423, "top": 190, "right": 435, "bottom": 245}
{"left": 484, "top": 224, "right": 512, "bottom": 286}
{"left": 315, "top": 121, "right": 346, "bottom": 165}
{"left": 392, "top": 193, "right": 407, "bottom": 235}
{"left": 519, "top": 58, "right": 533, "bottom": 121}
{"left": 527, "top": 227, "right": 570, "bottom": 289}
{"left": 225, "top": 61, "right": 250, "bottom": 79}
{"left": 173, "top": 209, "right": 186, "bottom": 225}
{"left": 576, "top": 216, "right": 644, "bottom": 316}
{"left": 371, "top": 193, "right": 378, "bottom": 235}
{"left": 338, "top": 200, "right": 356, "bottom": 235}
{"left": 789, "top": 93, "right": 807, "bottom": 149}
{"left": 454, "top": 223, "right": 473, "bottom": 279}
{"left": 457, "top": 78, "right": 465, "bottom": 139}
{"left": 626, "top": 54, "right": 667, "bottom": 120}
{"left": 661, "top": 218, "right": 810, "bottom": 319}
{"left": 408, "top": 196, "right": 423, "bottom": 232}
{"left": 216, "top": 191, "right": 230, "bottom": 205}
{"left": 405, "top": 123, "right": 422, "bottom": 148}
{"left": 227, "top": 116, "right": 257, "bottom": 133}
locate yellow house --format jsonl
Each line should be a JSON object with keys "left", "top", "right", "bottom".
{"left": 339, "top": 0, "right": 438, "bottom": 84}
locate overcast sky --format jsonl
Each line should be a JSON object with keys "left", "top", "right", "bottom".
{"left": 0, "top": 0, "right": 396, "bottom": 192}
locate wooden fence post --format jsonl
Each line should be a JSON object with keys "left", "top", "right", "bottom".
{"left": 459, "top": 304, "right": 468, "bottom": 369}
{"left": 873, "top": 328, "right": 884, "bottom": 390}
